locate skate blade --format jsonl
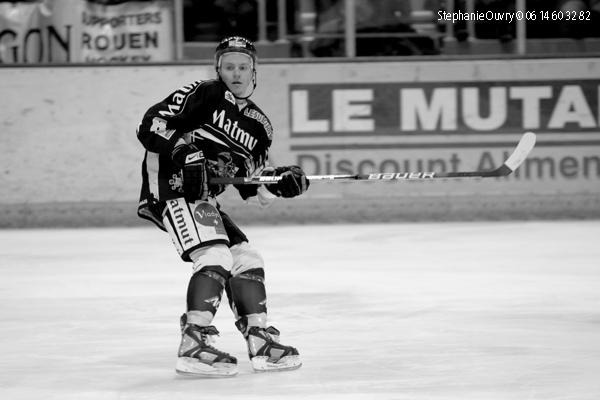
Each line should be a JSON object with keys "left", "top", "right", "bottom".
{"left": 175, "top": 357, "right": 238, "bottom": 378}
{"left": 250, "top": 355, "right": 302, "bottom": 372}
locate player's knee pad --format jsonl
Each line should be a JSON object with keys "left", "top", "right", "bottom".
{"left": 187, "top": 265, "right": 230, "bottom": 316}
{"left": 230, "top": 241, "right": 265, "bottom": 276}
{"left": 162, "top": 198, "right": 229, "bottom": 262}
{"left": 190, "top": 244, "right": 233, "bottom": 273}
{"left": 226, "top": 268, "right": 267, "bottom": 317}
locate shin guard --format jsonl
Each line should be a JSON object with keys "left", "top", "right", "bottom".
{"left": 186, "top": 265, "right": 229, "bottom": 324}
{"left": 226, "top": 268, "right": 267, "bottom": 330}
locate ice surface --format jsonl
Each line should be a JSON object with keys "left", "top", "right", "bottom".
{"left": 1, "top": 221, "right": 600, "bottom": 400}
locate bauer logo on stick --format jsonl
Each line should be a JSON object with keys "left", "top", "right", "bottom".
{"left": 369, "top": 172, "right": 436, "bottom": 180}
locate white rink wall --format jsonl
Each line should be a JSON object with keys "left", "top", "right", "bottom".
{"left": 1, "top": 58, "right": 599, "bottom": 227}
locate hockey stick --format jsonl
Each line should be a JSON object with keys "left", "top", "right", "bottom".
{"left": 210, "top": 131, "right": 536, "bottom": 185}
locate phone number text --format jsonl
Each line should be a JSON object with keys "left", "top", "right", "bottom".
{"left": 438, "top": 10, "right": 592, "bottom": 24}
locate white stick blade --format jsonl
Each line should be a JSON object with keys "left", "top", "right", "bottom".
{"left": 503, "top": 132, "right": 536, "bottom": 172}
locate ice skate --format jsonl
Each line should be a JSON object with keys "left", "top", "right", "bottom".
{"left": 245, "top": 326, "right": 302, "bottom": 372}
{"left": 176, "top": 323, "right": 238, "bottom": 377}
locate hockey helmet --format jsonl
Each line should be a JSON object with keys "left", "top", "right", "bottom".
{"left": 214, "top": 36, "right": 257, "bottom": 71}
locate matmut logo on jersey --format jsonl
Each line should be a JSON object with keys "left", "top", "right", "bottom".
{"left": 289, "top": 80, "right": 600, "bottom": 136}
{"left": 159, "top": 81, "right": 200, "bottom": 117}
{"left": 212, "top": 109, "right": 257, "bottom": 150}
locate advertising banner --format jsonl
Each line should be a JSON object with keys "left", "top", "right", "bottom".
{"left": 0, "top": 1, "right": 47, "bottom": 63}
{"left": 287, "top": 80, "right": 600, "bottom": 188}
{"left": 79, "top": 0, "right": 174, "bottom": 63}
{"left": 0, "top": 0, "right": 174, "bottom": 64}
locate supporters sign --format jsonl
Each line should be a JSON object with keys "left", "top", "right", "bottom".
{"left": 80, "top": 1, "right": 174, "bottom": 63}
{"left": 0, "top": 0, "right": 174, "bottom": 63}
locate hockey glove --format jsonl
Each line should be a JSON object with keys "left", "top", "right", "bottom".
{"left": 182, "top": 151, "right": 209, "bottom": 201}
{"left": 206, "top": 152, "right": 238, "bottom": 197}
{"left": 262, "top": 165, "right": 310, "bottom": 198}
{"left": 172, "top": 143, "right": 209, "bottom": 201}
{"left": 171, "top": 143, "right": 199, "bottom": 168}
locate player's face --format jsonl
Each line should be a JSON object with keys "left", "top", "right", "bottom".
{"left": 218, "top": 53, "right": 254, "bottom": 98}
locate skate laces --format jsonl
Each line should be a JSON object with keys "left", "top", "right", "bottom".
{"left": 264, "top": 326, "right": 280, "bottom": 343}
{"left": 186, "top": 325, "right": 227, "bottom": 355}
{"left": 197, "top": 326, "right": 224, "bottom": 351}
{"left": 247, "top": 326, "right": 298, "bottom": 361}
{"left": 201, "top": 332, "right": 217, "bottom": 347}
{"left": 248, "top": 326, "right": 281, "bottom": 344}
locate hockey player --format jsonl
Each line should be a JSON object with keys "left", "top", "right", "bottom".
{"left": 136, "top": 36, "right": 309, "bottom": 377}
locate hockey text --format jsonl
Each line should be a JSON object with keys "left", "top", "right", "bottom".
{"left": 212, "top": 109, "right": 258, "bottom": 151}
{"left": 244, "top": 108, "right": 273, "bottom": 138}
{"left": 0, "top": 25, "right": 72, "bottom": 63}
{"left": 158, "top": 81, "right": 200, "bottom": 117}
{"left": 369, "top": 172, "right": 436, "bottom": 180}
{"left": 169, "top": 200, "right": 195, "bottom": 246}
{"left": 82, "top": 31, "right": 158, "bottom": 52}
{"left": 290, "top": 81, "right": 600, "bottom": 134}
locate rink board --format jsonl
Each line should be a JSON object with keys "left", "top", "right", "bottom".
{"left": 0, "top": 57, "right": 599, "bottom": 226}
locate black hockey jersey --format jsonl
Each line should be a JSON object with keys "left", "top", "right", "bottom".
{"left": 136, "top": 79, "right": 273, "bottom": 230}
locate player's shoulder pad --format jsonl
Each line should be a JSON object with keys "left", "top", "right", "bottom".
{"left": 198, "top": 79, "right": 222, "bottom": 90}
{"left": 197, "top": 79, "right": 223, "bottom": 96}
{"left": 199, "top": 79, "right": 237, "bottom": 104}
{"left": 243, "top": 103, "right": 274, "bottom": 140}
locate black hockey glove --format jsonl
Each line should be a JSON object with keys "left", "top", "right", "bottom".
{"left": 172, "top": 143, "right": 208, "bottom": 201}
{"left": 205, "top": 152, "right": 238, "bottom": 197}
{"left": 262, "top": 165, "right": 310, "bottom": 198}
{"left": 172, "top": 143, "right": 199, "bottom": 168}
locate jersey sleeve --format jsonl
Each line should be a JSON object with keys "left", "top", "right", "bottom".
{"left": 136, "top": 80, "right": 220, "bottom": 154}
